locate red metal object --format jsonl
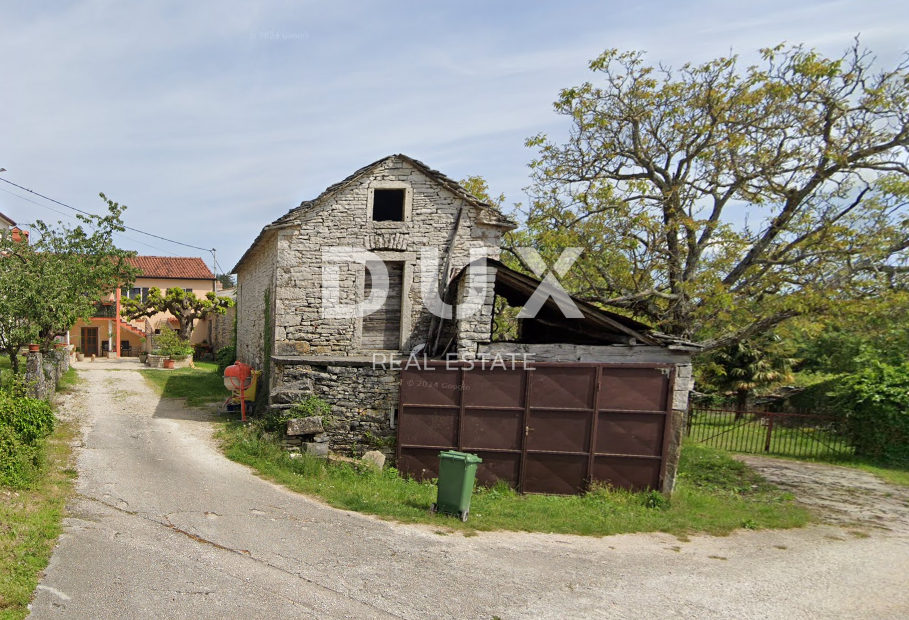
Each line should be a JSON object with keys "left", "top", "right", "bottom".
{"left": 397, "top": 362, "right": 675, "bottom": 495}
{"left": 224, "top": 362, "right": 253, "bottom": 422}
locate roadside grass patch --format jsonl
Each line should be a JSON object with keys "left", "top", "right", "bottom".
{"left": 56, "top": 367, "right": 83, "bottom": 394}
{"left": 140, "top": 362, "right": 226, "bottom": 406}
{"left": 0, "top": 417, "right": 76, "bottom": 620}
{"left": 217, "top": 423, "right": 810, "bottom": 537}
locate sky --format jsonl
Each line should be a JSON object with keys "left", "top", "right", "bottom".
{"left": 1, "top": 0, "right": 907, "bottom": 274}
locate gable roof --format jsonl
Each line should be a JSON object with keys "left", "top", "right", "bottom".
{"left": 232, "top": 154, "right": 517, "bottom": 273}
{"left": 126, "top": 256, "right": 214, "bottom": 280}
{"left": 0, "top": 211, "right": 15, "bottom": 227}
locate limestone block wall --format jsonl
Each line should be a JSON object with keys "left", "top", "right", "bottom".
{"left": 272, "top": 358, "right": 398, "bottom": 458}
{"left": 454, "top": 264, "right": 497, "bottom": 359}
{"left": 25, "top": 349, "right": 70, "bottom": 401}
{"left": 236, "top": 235, "right": 277, "bottom": 368}
{"left": 272, "top": 157, "right": 506, "bottom": 358}
{"left": 210, "top": 302, "right": 236, "bottom": 352}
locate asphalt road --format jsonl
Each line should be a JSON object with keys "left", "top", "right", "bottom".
{"left": 29, "top": 363, "right": 909, "bottom": 619}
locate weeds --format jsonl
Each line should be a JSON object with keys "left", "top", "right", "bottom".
{"left": 217, "top": 423, "right": 810, "bottom": 537}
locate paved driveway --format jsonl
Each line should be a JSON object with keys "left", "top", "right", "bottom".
{"left": 30, "top": 367, "right": 909, "bottom": 619}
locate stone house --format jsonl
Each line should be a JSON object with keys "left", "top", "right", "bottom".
{"left": 232, "top": 154, "right": 516, "bottom": 451}
{"left": 233, "top": 155, "right": 696, "bottom": 492}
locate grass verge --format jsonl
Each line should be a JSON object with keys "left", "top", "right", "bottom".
{"left": 56, "top": 367, "right": 83, "bottom": 394}
{"left": 0, "top": 418, "right": 76, "bottom": 620}
{"left": 139, "top": 361, "right": 227, "bottom": 406}
{"left": 217, "top": 422, "right": 810, "bottom": 537}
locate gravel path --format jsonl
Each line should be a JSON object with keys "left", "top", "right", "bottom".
{"left": 737, "top": 455, "right": 909, "bottom": 535}
{"left": 29, "top": 364, "right": 909, "bottom": 619}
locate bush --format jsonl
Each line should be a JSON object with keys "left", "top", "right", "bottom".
{"left": 0, "top": 425, "right": 40, "bottom": 488}
{"left": 0, "top": 393, "right": 55, "bottom": 444}
{"left": 152, "top": 327, "right": 194, "bottom": 358}
{"left": 260, "top": 395, "right": 332, "bottom": 434}
{"left": 838, "top": 363, "right": 909, "bottom": 466}
{"left": 216, "top": 346, "right": 236, "bottom": 375}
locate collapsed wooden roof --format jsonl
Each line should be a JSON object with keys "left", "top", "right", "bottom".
{"left": 453, "top": 259, "right": 700, "bottom": 350}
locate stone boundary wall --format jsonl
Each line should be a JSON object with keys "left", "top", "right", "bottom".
{"left": 25, "top": 348, "right": 70, "bottom": 401}
{"left": 145, "top": 354, "right": 194, "bottom": 369}
{"left": 271, "top": 357, "right": 398, "bottom": 459}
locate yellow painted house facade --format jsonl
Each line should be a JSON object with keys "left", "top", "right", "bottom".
{"left": 68, "top": 256, "right": 217, "bottom": 357}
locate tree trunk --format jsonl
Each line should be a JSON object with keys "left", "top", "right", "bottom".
{"left": 179, "top": 320, "right": 194, "bottom": 342}
{"left": 734, "top": 388, "right": 749, "bottom": 421}
{"left": 6, "top": 350, "right": 19, "bottom": 374}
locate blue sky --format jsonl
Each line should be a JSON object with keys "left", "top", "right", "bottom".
{"left": 1, "top": 0, "right": 907, "bottom": 274}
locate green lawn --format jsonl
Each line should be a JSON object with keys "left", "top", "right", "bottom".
{"left": 0, "top": 413, "right": 76, "bottom": 620}
{"left": 139, "top": 362, "right": 228, "bottom": 406}
{"left": 687, "top": 409, "right": 909, "bottom": 486}
{"left": 687, "top": 409, "right": 853, "bottom": 461}
{"left": 218, "top": 423, "right": 811, "bottom": 537}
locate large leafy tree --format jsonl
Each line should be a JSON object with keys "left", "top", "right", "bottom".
{"left": 700, "top": 334, "right": 797, "bottom": 413}
{"left": 520, "top": 42, "right": 909, "bottom": 350}
{"left": 121, "top": 287, "right": 234, "bottom": 341}
{"left": 0, "top": 195, "right": 140, "bottom": 370}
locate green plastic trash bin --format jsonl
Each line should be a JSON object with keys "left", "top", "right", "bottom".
{"left": 431, "top": 450, "right": 482, "bottom": 522}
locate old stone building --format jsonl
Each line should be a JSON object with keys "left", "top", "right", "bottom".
{"left": 232, "top": 154, "right": 516, "bottom": 453}
{"left": 233, "top": 155, "right": 696, "bottom": 493}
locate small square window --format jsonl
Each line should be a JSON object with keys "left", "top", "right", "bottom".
{"left": 372, "top": 189, "right": 405, "bottom": 222}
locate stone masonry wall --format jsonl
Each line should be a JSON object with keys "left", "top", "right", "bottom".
{"left": 25, "top": 349, "right": 70, "bottom": 401}
{"left": 236, "top": 235, "right": 277, "bottom": 369}
{"left": 272, "top": 157, "right": 506, "bottom": 358}
{"left": 272, "top": 359, "right": 398, "bottom": 459}
{"left": 210, "top": 297, "right": 236, "bottom": 353}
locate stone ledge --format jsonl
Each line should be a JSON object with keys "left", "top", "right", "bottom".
{"left": 272, "top": 355, "right": 402, "bottom": 368}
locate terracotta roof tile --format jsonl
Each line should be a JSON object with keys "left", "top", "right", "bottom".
{"left": 126, "top": 256, "right": 214, "bottom": 280}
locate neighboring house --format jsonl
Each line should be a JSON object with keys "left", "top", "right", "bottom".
{"left": 233, "top": 154, "right": 697, "bottom": 493}
{"left": 0, "top": 211, "right": 28, "bottom": 244}
{"left": 68, "top": 256, "right": 216, "bottom": 357}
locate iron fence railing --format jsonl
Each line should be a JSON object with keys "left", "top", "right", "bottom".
{"left": 686, "top": 407, "right": 854, "bottom": 460}
{"left": 92, "top": 303, "right": 117, "bottom": 318}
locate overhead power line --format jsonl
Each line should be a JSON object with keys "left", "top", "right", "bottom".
{"left": 0, "top": 186, "right": 181, "bottom": 256}
{"left": 0, "top": 177, "right": 215, "bottom": 254}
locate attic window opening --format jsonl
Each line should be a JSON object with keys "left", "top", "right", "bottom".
{"left": 372, "top": 189, "right": 405, "bottom": 222}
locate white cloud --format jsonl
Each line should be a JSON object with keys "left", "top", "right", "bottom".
{"left": 1, "top": 0, "right": 906, "bottom": 270}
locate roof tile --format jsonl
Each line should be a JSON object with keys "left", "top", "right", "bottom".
{"left": 126, "top": 256, "right": 214, "bottom": 280}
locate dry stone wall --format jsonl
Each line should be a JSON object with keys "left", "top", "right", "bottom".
{"left": 272, "top": 358, "right": 399, "bottom": 459}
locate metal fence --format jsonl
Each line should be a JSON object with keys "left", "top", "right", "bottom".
{"left": 686, "top": 407, "right": 854, "bottom": 460}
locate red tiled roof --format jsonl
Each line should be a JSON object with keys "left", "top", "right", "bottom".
{"left": 126, "top": 256, "right": 214, "bottom": 280}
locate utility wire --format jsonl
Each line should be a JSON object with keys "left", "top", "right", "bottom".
{"left": 0, "top": 177, "right": 215, "bottom": 254}
{"left": 0, "top": 185, "right": 181, "bottom": 256}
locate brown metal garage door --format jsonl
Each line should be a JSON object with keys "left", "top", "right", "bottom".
{"left": 396, "top": 362, "right": 675, "bottom": 494}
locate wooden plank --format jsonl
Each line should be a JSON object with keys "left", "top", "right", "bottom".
{"left": 363, "top": 262, "right": 403, "bottom": 349}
